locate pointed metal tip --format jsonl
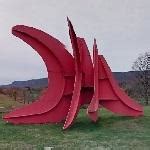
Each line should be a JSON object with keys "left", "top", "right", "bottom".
{"left": 67, "top": 16, "right": 70, "bottom": 22}
{"left": 67, "top": 17, "right": 72, "bottom": 26}
{"left": 93, "top": 38, "right": 97, "bottom": 48}
{"left": 94, "top": 38, "right": 97, "bottom": 45}
{"left": 67, "top": 17, "right": 72, "bottom": 29}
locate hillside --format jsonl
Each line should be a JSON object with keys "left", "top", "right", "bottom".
{"left": 1, "top": 78, "right": 48, "bottom": 88}
{"left": 0, "top": 71, "right": 137, "bottom": 88}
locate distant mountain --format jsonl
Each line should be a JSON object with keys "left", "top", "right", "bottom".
{"left": 0, "top": 71, "right": 137, "bottom": 88}
{"left": 114, "top": 71, "right": 137, "bottom": 82}
{"left": 1, "top": 78, "right": 48, "bottom": 88}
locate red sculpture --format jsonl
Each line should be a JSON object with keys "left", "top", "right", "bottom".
{"left": 3, "top": 18, "right": 143, "bottom": 129}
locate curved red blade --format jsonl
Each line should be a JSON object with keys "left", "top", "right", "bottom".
{"left": 4, "top": 25, "right": 74, "bottom": 124}
{"left": 87, "top": 39, "right": 99, "bottom": 122}
{"left": 98, "top": 55, "right": 143, "bottom": 116}
{"left": 63, "top": 18, "right": 82, "bottom": 129}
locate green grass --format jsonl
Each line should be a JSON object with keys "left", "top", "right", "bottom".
{"left": 0, "top": 106, "right": 150, "bottom": 150}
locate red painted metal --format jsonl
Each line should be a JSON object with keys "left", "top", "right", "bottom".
{"left": 3, "top": 18, "right": 143, "bottom": 129}
{"left": 98, "top": 55, "right": 143, "bottom": 116}
{"left": 87, "top": 40, "right": 143, "bottom": 121}
{"left": 4, "top": 25, "right": 75, "bottom": 124}
{"left": 87, "top": 39, "right": 99, "bottom": 122}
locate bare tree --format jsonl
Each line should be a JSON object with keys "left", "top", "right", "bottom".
{"left": 12, "top": 90, "right": 17, "bottom": 101}
{"left": 132, "top": 52, "right": 150, "bottom": 105}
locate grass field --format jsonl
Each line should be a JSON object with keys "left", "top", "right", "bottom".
{"left": 0, "top": 94, "right": 22, "bottom": 112}
{"left": 0, "top": 105, "right": 150, "bottom": 150}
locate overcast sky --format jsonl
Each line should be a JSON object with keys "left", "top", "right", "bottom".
{"left": 0, "top": 0, "right": 150, "bottom": 85}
